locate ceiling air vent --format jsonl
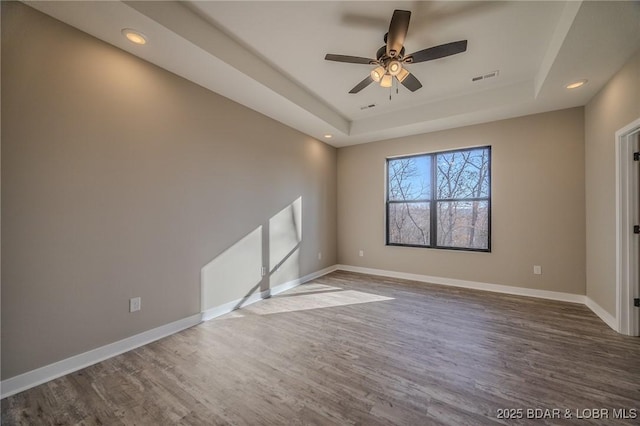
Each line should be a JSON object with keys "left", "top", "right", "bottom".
{"left": 472, "top": 70, "right": 499, "bottom": 82}
{"left": 360, "top": 103, "right": 376, "bottom": 110}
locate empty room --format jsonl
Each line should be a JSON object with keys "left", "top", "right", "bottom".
{"left": 2, "top": 1, "right": 640, "bottom": 424}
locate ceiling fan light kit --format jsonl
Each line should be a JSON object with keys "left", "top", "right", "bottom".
{"left": 396, "top": 67, "right": 410, "bottom": 83}
{"left": 380, "top": 73, "right": 393, "bottom": 88}
{"left": 388, "top": 60, "right": 402, "bottom": 76}
{"left": 325, "top": 9, "right": 468, "bottom": 94}
{"left": 371, "top": 66, "right": 386, "bottom": 82}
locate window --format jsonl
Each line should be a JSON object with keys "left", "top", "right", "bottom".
{"left": 386, "top": 146, "right": 491, "bottom": 251}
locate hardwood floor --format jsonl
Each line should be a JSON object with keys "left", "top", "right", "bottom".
{"left": 3, "top": 271, "right": 640, "bottom": 425}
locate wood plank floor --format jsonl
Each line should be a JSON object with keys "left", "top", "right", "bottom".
{"left": 3, "top": 271, "right": 640, "bottom": 425}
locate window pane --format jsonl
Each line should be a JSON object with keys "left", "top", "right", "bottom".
{"left": 388, "top": 156, "right": 431, "bottom": 201}
{"left": 436, "top": 148, "right": 490, "bottom": 199}
{"left": 388, "top": 202, "right": 430, "bottom": 245}
{"left": 437, "top": 201, "right": 489, "bottom": 249}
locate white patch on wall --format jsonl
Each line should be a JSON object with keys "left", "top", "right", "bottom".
{"left": 270, "top": 248, "right": 300, "bottom": 288}
{"left": 201, "top": 226, "right": 263, "bottom": 311}
{"left": 269, "top": 197, "right": 302, "bottom": 272}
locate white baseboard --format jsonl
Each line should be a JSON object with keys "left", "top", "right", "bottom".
{"left": 0, "top": 263, "right": 617, "bottom": 400}
{"left": 201, "top": 264, "right": 338, "bottom": 321}
{"left": 336, "top": 265, "right": 623, "bottom": 333}
{"left": 336, "top": 264, "right": 586, "bottom": 304}
{"left": 1, "top": 265, "right": 338, "bottom": 400}
{"left": 585, "top": 297, "right": 618, "bottom": 331}
{"left": 0, "top": 313, "right": 202, "bottom": 399}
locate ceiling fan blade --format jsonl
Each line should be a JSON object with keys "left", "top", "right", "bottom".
{"left": 325, "top": 54, "right": 376, "bottom": 65}
{"left": 349, "top": 75, "right": 374, "bottom": 94}
{"left": 386, "top": 10, "right": 411, "bottom": 57}
{"left": 400, "top": 72, "right": 423, "bottom": 92}
{"left": 406, "top": 40, "right": 468, "bottom": 63}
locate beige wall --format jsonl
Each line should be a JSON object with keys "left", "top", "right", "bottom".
{"left": 1, "top": 2, "right": 337, "bottom": 380}
{"left": 585, "top": 48, "right": 640, "bottom": 316}
{"left": 5, "top": 0, "right": 635, "bottom": 383}
{"left": 338, "top": 108, "right": 586, "bottom": 294}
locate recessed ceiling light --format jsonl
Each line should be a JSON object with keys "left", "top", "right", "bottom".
{"left": 565, "top": 79, "right": 588, "bottom": 90}
{"left": 323, "top": 134, "right": 333, "bottom": 139}
{"left": 121, "top": 29, "right": 147, "bottom": 45}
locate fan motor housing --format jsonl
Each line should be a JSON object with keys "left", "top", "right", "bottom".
{"left": 376, "top": 46, "right": 405, "bottom": 62}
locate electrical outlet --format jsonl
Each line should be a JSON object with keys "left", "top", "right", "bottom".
{"left": 359, "top": 250, "right": 364, "bottom": 257}
{"left": 318, "top": 252, "right": 322, "bottom": 260}
{"left": 129, "top": 297, "right": 141, "bottom": 312}
{"left": 261, "top": 266, "right": 267, "bottom": 276}
{"left": 533, "top": 265, "right": 542, "bottom": 275}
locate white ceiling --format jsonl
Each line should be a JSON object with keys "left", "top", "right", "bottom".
{"left": 25, "top": 1, "right": 640, "bottom": 147}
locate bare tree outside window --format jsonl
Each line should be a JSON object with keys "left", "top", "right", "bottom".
{"left": 386, "top": 147, "right": 491, "bottom": 251}
{"left": 387, "top": 155, "right": 430, "bottom": 245}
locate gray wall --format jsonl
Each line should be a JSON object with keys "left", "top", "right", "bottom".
{"left": 1, "top": 2, "right": 337, "bottom": 380}
{"left": 585, "top": 48, "right": 640, "bottom": 315}
{"left": 337, "top": 108, "right": 586, "bottom": 295}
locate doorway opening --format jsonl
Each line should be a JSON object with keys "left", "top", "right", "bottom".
{"left": 616, "top": 117, "right": 640, "bottom": 336}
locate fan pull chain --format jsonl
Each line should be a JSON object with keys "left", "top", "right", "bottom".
{"left": 389, "top": 78, "right": 399, "bottom": 101}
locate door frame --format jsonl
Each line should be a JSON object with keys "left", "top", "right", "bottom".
{"left": 615, "top": 117, "right": 640, "bottom": 336}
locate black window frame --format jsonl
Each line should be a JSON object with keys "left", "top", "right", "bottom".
{"left": 385, "top": 146, "right": 492, "bottom": 252}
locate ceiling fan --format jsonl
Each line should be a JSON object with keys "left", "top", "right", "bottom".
{"left": 325, "top": 10, "right": 467, "bottom": 94}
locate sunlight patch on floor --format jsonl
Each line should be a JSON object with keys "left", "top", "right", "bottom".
{"left": 214, "top": 283, "right": 394, "bottom": 319}
{"left": 246, "top": 287, "right": 394, "bottom": 316}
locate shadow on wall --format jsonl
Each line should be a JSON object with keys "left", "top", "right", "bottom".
{"left": 200, "top": 197, "right": 302, "bottom": 313}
